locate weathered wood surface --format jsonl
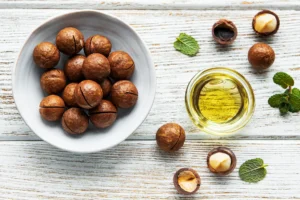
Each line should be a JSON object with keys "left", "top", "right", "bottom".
{"left": 1, "top": 1, "right": 300, "bottom": 199}
{"left": 1, "top": 9, "right": 300, "bottom": 140}
{"left": 0, "top": 140, "right": 299, "bottom": 199}
{"left": 1, "top": 0, "right": 300, "bottom": 10}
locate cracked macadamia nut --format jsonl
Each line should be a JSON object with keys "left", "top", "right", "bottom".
{"left": 84, "top": 35, "right": 112, "bottom": 57}
{"left": 64, "top": 55, "right": 86, "bottom": 82}
{"left": 62, "top": 83, "right": 78, "bottom": 107}
{"left": 108, "top": 51, "right": 135, "bottom": 80}
{"left": 56, "top": 27, "right": 84, "bottom": 55}
{"left": 75, "top": 80, "right": 103, "bottom": 109}
{"left": 212, "top": 19, "right": 237, "bottom": 45}
{"left": 40, "top": 69, "right": 66, "bottom": 94}
{"left": 156, "top": 123, "right": 185, "bottom": 152}
{"left": 99, "top": 78, "right": 112, "bottom": 97}
{"left": 82, "top": 53, "right": 110, "bottom": 81}
{"left": 173, "top": 168, "right": 201, "bottom": 195}
{"left": 248, "top": 43, "right": 275, "bottom": 70}
{"left": 207, "top": 147, "right": 237, "bottom": 175}
{"left": 89, "top": 100, "right": 117, "bottom": 128}
{"left": 39, "top": 95, "right": 65, "bottom": 121}
{"left": 33, "top": 42, "right": 60, "bottom": 69}
{"left": 111, "top": 80, "right": 138, "bottom": 108}
{"left": 62, "top": 108, "right": 89, "bottom": 135}
{"left": 253, "top": 10, "right": 280, "bottom": 36}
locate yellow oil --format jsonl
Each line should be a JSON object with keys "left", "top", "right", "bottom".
{"left": 191, "top": 73, "right": 248, "bottom": 125}
{"left": 199, "top": 79, "right": 242, "bottom": 123}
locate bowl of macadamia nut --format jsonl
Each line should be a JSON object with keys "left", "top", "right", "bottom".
{"left": 12, "top": 11, "right": 156, "bottom": 153}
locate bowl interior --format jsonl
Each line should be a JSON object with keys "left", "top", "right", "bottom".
{"left": 13, "top": 11, "right": 156, "bottom": 153}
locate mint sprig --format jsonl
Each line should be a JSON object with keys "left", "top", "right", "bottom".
{"left": 292, "top": 88, "right": 300, "bottom": 97}
{"left": 239, "top": 158, "right": 268, "bottom": 183}
{"left": 273, "top": 72, "right": 294, "bottom": 89}
{"left": 268, "top": 72, "right": 300, "bottom": 114}
{"left": 174, "top": 33, "right": 199, "bottom": 56}
{"left": 268, "top": 94, "right": 285, "bottom": 108}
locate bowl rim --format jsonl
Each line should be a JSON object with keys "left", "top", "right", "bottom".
{"left": 12, "top": 10, "right": 156, "bottom": 153}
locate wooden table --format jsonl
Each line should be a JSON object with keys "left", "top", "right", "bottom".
{"left": 1, "top": 0, "right": 300, "bottom": 199}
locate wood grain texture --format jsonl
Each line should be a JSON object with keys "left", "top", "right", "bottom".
{"left": 0, "top": 140, "right": 299, "bottom": 199}
{"left": 1, "top": 9, "right": 300, "bottom": 140}
{"left": 1, "top": 0, "right": 300, "bottom": 10}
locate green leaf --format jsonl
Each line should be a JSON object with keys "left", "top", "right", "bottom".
{"left": 284, "top": 89, "right": 290, "bottom": 95}
{"left": 174, "top": 33, "right": 199, "bottom": 56}
{"left": 289, "top": 93, "right": 300, "bottom": 111}
{"left": 239, "top": 158, "right": 268, "bottom": 183}
{"left": 281, "top": 97, "right": 289, "bottom": 104}
{"left": 289, "top": 105, "right": 300, "bottom": 113}
{"left": 279, "top": 103, "right": 289, "bottom": 114}
{"left": 292, "top": 88, "right": 300, "bottom": 98}
{"left": 273, "top": 72, "right": 294, "bottom": 89}
{"left": 268, "top": 94, "right": 285, "bottom": 108}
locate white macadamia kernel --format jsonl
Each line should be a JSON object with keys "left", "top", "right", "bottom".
{"left": 209, "top": 152, "right": 231, "bottom": 172}
{"left": 254, "top": 13, "right": 277, "bottom": 33}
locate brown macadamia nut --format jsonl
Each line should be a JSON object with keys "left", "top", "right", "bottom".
{"left": 62, "top": 83, "right": 78, "bottom": 107}
{"left": 108, "top": 51, "right": 135, "bottom": 80}
{"left": 33, "top": 42, "right": 60, "bottom": 69}
{"left": 64, "top": 55, "right": 85, "bottom": 82}
{"left": 40, "top": 69, "right": 66, "bottom": 94}
{"left": 111, "top": 80, "right": 138, "bottom": 108}
{"left": 84, "top": 35, "right": 112, "bottom": 57}
{"left": 82, "top": 53, "right": 110, "bottom": 81}
{"left": 156, "top": 123, "right": 185, "bottom": 152}
{"left": 89, "top": 100, "right": 117, "bottom": 128}
{"left": 248, "top": 43, "right": 275, "bottom": 70}
{"left": 99, "top": 78, "right": 112, "bottom": 97}
{"left": 39, "top": 95, "right": 65, "bottom": 121}
{"left": 56, "top": 27, "right": 84, "bottom": 55}
{"left": 62, "top": 108, "right": 89, "bottom": 135}
{"left": 75, "top": 80, "right": 103, "bottom": 109}
{"left": 212, "top": 19, "right": 237, "bottom": 45}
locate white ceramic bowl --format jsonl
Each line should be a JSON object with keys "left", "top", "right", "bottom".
{"left": 13, "top": 11, "right": 156, "bottom": 153}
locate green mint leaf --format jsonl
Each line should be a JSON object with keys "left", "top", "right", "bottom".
{"left": 268, "top": 94, "right": 285, "bottom": 108}
{"left": 174, "top": 33, "right": 199, "bottom": 56}
{"left": 289, "top": 93, "right": 300, "bottom": 111}
{"left": 239, "top": 158, "right": 268, "bottom": 183}
{"left": 289, "top": 105, "right": 300, "bottom": 113}
{"left": 273, "top": 72, "right": 294, "bottom": 89}
{"left": 281, "top": 97, "right": 289, "bottom": 104}
{"left": 292, "top": 88, "right": 300, "bottom": 98}
{"left": 279, "top": 103, "right": 289, "bottom": 114}
{"left": 284, "top": 89, "right": 290, "bottom": 95}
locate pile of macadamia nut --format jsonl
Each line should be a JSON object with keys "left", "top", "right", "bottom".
{"left": 35, "top": 27, "right": 138, "bottom": 135}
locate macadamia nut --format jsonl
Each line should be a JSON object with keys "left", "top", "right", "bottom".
{"left": 62, "top": 108, "right": 89, "bottom": 135}
{"left": 40, "top": 69, "right": 66, "bottom": 94}
{"left": 56, "top": 27, "right": 84, "bottom": 55}
{"left": 111, "top": 80, "right": 138, "bottom": 108}
{"left": 33, "top": 42, "right": 60, "bottom": 69}
{"left": 209, "top": 152, "right": 231, "bottom": 172}
{"left": 75, "top": 80, "right": 103, "bottom": 109}
{"left": 39, "top": 95, "right": 65, "bottom": 121}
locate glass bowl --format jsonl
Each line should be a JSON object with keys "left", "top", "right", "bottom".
{"left": 185, "top": 67, "right": 255, "bottom": 136}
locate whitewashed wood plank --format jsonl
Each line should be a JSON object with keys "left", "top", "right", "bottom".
{"left": 0, "top": 140, "right": 299, "bottom": 199}
{"left": 1, "top": 0, "right": 300, "bottom": 10}
{"left": 1, "top": 9, "right": 300, "bottom": 140}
